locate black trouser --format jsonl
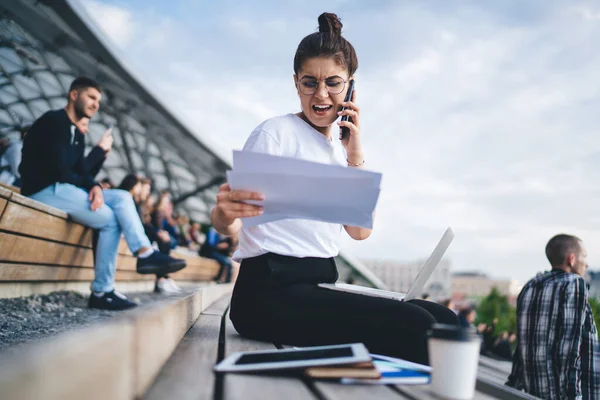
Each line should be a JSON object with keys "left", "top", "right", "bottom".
{"left": 230, "top": 253, "right": 458, "bottom": 365}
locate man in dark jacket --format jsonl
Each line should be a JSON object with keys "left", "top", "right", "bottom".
{"left": 19, "top": 77, "right": 185, "bottom": 310}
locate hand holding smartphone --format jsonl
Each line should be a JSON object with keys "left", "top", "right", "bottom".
{"left": 340, "top": 79, "right": 355, "bottom": 140}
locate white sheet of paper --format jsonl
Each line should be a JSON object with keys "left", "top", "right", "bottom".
{"left": 227, "top": 153, "right": 381, "bottom": 228}
{"left": 233, "top": 150, "right": 382, "bottom": 188}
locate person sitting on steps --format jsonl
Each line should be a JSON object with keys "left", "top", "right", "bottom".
{"left": 19, "top": 76, "right": 186, "bottom": 310}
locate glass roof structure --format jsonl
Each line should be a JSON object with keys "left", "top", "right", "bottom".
{"left": 0, "top": 0, "right": 229, "bottom": 222}
{"left": 0, "top": 0, "right": 386, "bottom": 289}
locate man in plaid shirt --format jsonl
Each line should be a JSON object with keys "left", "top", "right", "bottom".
{"left": 507, "top": 234, "right": 600, "bottom": 399}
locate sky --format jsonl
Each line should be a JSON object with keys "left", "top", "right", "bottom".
{"left": 80, "top": 0, "right": 600, "bottom": 282}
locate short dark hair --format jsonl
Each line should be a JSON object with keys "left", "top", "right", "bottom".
{"left": 545, "top": 234, "right": 582, "bottom": 267}
{"left": 293, "top": 13, "right": 358, "bottom": 77}
{"left": 459, "top": 306, "right": 474, "bottom": 318}
{"left": 118, "top": 174, "right": 140, "bottom": 192}
{"left": 441, "top": 299, "right": 453, "bottom": 308}
{"left": 68, "top": 76, "right": 102, "bottom": 95}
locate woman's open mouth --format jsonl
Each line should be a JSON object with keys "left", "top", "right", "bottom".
{"left": 312, "top": 104, "right": 333, "bottom": 116}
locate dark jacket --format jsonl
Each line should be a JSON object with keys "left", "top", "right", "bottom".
{"left": 20, "top": 109, "right": 106, "bottom": 195}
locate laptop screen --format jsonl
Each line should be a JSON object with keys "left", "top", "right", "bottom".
{"left": 403, "top": 228, "right": 454, "bottom": 302}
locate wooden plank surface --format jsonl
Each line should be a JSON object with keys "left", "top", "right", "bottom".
{"left": 478, "top": 365, "right": 510, "bottom": 386}
{"left": 0, "top": 202, "right": 93, "bottom": 247}
{"left": 117, "top": 254, "right": 137, "bottom": 271}
{"left": 277, "top": 343, "right": 406, "bottom": 400}
{"left": 0, "top": 232, "right": 94, "bottom": 267}
{"left": 170, "top": 270, "right": 219, "bottom": 282}
{"left": 397, "top": 384, "right": 497, "bottom": 400}
{"left": 0, "top": 233, "right": 137, "bottom": 271}
{"left": 171, "top": 252, "right": 220, "bottom": 275}
{"left": 145, "top": 313, "right": 222, "bottom": 400}
{"left": 475, "top": 377, "right": 540, "bottom": 400}
{"left": 479, "top": 356, "right": 513, "bottom": 376}
{"left": 0, "top": 185, "right": 13, "bottom": 199}
{"left": 0, "top": 263, "right": 154, "bottom": 282}
{"left": 10, "top": 192, "right": 68, "bottom": 219}
{"left": 118, "top": 238, "right": 133, "bottom": 256}
{"left": 0, "top": 197, "right": 7, "bottom": 218}
{"left": 314, "top": 381, "right": 405, "bottom": 400}
{"left": 223, "top": 318, "right": 316, "bottom": 400}
{"left": 202, "top": 293, "right": 231, "bottom": 316}
{"left": 0, "top": 181, "right": 20, "bottom": 194}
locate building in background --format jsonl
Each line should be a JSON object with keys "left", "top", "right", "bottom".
{"left": 587, "top": 270, "right": 600, "bottom": 300}
{"left": 362, "top": 259, "right": 451, "bottom": 301}
{"left": 451, "top": 272, "right": 522, "bottom": 306}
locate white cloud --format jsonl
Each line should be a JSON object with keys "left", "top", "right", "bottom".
{"left": 83, "top": 1, "right": 600, "bottom": 282}
{"left": 577, "top": 6, "right": 600, "bottom": 20}
{"left": 81, "top": 0, "right": 136, "bottom": 46}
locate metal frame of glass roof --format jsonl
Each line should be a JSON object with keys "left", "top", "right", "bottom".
{"left": 0, "top": 0, "right": 229, "bottom": 222}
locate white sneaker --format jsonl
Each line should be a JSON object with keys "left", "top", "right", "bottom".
{"left": 165, "top": 278, "right": 182, "bottom": 293}
{"left": 154, "top": 278, "right": 178, "bottom": 294}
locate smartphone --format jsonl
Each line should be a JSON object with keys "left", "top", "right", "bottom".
{"left": 106, "top": 123, "right": 114, "bottom": 136}
{"left": 340, "top": 79, "right": 355, "bottom": 140}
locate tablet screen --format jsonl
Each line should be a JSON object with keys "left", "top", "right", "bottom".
{"left": 235, "top": 347, "right": 353, "bottom": 365}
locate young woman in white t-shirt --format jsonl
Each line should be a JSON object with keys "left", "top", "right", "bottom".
{"left": 210, "top": 12, "right": 458, "bottom": 365}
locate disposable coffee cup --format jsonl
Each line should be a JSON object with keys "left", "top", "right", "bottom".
{"left": 427, "top": 323, "right": 481, "bottom": 400}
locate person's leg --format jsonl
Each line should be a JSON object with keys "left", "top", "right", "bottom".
{"left": 30, "top": 184, "right": 121, "bottom": 293}
{"left": 101, "top": 189, "right": 186, "bottom": 275}
{"left": 143, "top": 223, "right": 172, "bottom": 254}
{"left": 102, "top": 189, "right": 150, "bottom": 254}
{"left": 230, "top": 255, "right": 443, "bottom": 364}
{"left": 407, "top": 299, "right": 459, "bottom": 326}
{"left": 208, "top": 251, "right": 233, "bottom": 282}
{"left": 233, "top": 284, "right": 438, "bottom": 364}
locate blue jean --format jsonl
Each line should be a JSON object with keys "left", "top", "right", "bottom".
{"left": 30, "top": 183, "right": 151, "bottom": 292}
{"left": 207, "top": 251, "right": 233, "bottom": 282}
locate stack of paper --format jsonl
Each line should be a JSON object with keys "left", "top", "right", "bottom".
{"left": 341, "top": 354, "right": 431, "bottom": 385}
{"left": 228, "top": 150, "right": 382, "bottom": 228}
{"left": 305, "top": 361, "right": 381, "bottom": 379}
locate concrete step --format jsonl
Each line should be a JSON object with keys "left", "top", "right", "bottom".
{"left": 0, "top": 283, "right": 233, "bottom": 400}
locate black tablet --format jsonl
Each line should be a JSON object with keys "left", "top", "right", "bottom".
{"left": 214, "top": 343, "right": 371, "bottom": 372}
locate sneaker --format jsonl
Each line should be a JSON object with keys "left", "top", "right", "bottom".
{"left": 137, "top": 251, "right": 186, "bottom": 275}
{"left": 88, "top": 290, "right": 137, "bottom": 310}
{"left": 154, "top": 278, "right": 180, "bottom": 294}
{"left": 165, "top": 278, "right": 182, "bottom": 293}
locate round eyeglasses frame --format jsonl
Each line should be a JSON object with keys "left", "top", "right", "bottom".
{"left": 296, "top": 76, "right": 348, "bottom": 96}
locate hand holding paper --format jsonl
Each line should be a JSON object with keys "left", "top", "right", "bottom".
{"left": 227, "top": 151, "right": 382, "bottom": 228}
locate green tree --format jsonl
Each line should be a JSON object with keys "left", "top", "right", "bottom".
{"left": 589, "top": 297, "right": 600, "bottom": 331}
{"left": 476, "top": 287, "right": 516, "bottom": 334}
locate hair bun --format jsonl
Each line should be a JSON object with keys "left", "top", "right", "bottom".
{"left": 318, "top": 12, "right": 343, "bottom": 36}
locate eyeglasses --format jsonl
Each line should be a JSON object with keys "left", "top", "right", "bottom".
{"left": 296, "top": 76, "right": 348, "bottom": 96}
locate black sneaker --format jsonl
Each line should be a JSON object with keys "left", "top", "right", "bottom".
{"left": 137, "top": 251, "right": 187, "bottom": 275}
{"left": 88, "top": 290, "right": 137, "bottom": 310}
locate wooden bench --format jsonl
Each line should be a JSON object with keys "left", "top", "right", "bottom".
{"left": 0, "top": 185, "right": 221, "bottom": 298}
{"left": 146, "top": 296, "right": 540, "bottom": 400}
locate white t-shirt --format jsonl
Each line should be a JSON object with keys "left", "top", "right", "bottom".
{"left": 233, "top": 113, "right": 347, "bottom": 260}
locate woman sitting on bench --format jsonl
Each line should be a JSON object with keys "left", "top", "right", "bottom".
{"left": 210, "top": 12, "right": 458, "bottom": 365}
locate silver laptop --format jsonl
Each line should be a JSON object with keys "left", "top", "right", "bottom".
{"left": 319, "top": 227, "right": 454, "bottom": 302}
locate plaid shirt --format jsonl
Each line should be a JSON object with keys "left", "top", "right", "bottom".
{"left": 507, "top": 270, "right": 600, "bottom": 399}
